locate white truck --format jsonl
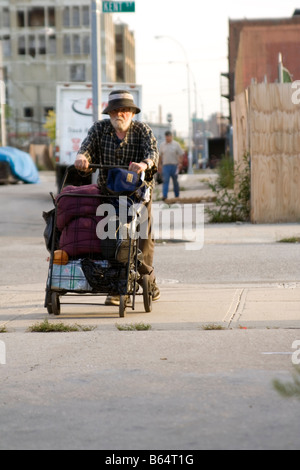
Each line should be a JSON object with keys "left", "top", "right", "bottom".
{"left": 55, "top": 82, "right": 142, "bottom": 188}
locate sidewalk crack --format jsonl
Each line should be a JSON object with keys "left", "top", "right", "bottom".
{"left": 223, "top": 288, "right": 245, "bottom": 327}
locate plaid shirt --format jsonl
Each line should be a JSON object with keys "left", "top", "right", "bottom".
{"left": 78, "top": 119, "right": 159, "bottom": 190}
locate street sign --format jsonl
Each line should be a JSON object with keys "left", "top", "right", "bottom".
{"left": 102, "top": 2, "right": 135, "bottom": 13}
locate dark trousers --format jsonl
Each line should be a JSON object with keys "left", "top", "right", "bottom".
{"left": 163, "top": 164, "right": 180, "bottom": 199}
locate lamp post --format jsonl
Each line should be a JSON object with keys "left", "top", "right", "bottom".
{"left": 0, "top": 40, "right": 7, "bottom": 147}
{"left": 155, "top": 35, "right": 193, "bottom": 174}
{"left": 91, "top": 0, "right": 102, "bottom": 122}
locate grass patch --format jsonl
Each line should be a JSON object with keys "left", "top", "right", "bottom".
{"left": 28, "top": 319, "right": 96, "bottom": 333}
{"left": 115, "top": 322, "right": 152, "bottom": 331}
{"left": 0, "top": 325, "right": 7, "bottom": 333}
{"left": 278, "top": 237, "right": 300, "bottom": 244}
{"left": 273, "top": 366, "right": 300, "bottom": 399}
{"left": 201, "top": 323, "right": 226, "bottom": 330}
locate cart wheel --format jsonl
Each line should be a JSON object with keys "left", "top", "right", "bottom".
{"left": 119, "top": 296, "right": 126, "bottom": 318}
{"left": 45, "top": 290, "right": 53, "bottom": 314}
{"left": 51, "top": 292, "right": 61, "bottom": 316}
{"left": 143, "top": 275, "right": 152, "bottom": 313}
{"left": 46, "top": 303, "right": 53, "bottom": 315}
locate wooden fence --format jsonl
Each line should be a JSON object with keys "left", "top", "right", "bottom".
{"left": 231, "top": 83, "right": 300, "bottom": 223}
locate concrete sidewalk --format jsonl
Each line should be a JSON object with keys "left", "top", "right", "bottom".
{"left": 1, "top": 279, "right": 300, "bottom": 332}
{"left": 0, "top": 171, "right": 299, "bottom": 332}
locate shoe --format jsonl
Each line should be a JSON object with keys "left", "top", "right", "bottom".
{"left": 152, "top": 283, "right": 161, "bottom": 301}
{"left": 105, "top": 295, "right": 130, "bottom": 306}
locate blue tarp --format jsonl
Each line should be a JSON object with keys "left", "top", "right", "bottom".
{"left": 0, "top": 146, "right": 40, "bottom": 184}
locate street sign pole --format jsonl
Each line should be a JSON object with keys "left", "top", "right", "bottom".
{"left": 91, "top": 0, "right": 102, "bottom": 122}
{"left": 92, "top": 1, "right": 135, "bottom": 122}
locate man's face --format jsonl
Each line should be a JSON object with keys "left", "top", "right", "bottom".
{"left": 109, "top": 107, "right": 134, "bottom": 133}
{"left": 165, "top": 134, "right": 172, "bottom": 143}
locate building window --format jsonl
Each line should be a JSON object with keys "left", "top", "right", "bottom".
{"left": 63, "top": 7, "right": 70, "bottom": 27}
{"left": 17, "top": 11, "right": 25, "bottom": 28}
{"left": 18, "top": 36, "right": 26, "bottom": 55}
{"left": 82, "top": 6, "right": 90, "bottom": 26}
{"left": 83, "top": 35, "right": 90, "bottom": 55}
{"left": 28, "top": 35, "right": 36, "bottom": 58}
{"left": 70, "top": 64, "right": 86, "bottom": 82}
{"left": 28, "top": 8, "right": 45, "bottom": 27}
{"left": 38, "top": 35, "right": 46, "bottom": 55}
{"left": 24, "top": 107, "right": 34, "bottom": 118}
{"left": 2, "top": 8, "right": 10, "bottom": 28}
{"left": 44, "top": 107, "right": 54, "bottom": 117}
{"left": 48, "top": 7, "right": 55, "bottom": 27}
{"left": 2, "top": 37, "right": 11, "bottom": 57}
{"left": 72, "top": 7, "right": 80, "bottom": 27}
{"left": 63, "top": 35, "right": 71, "bottom": 55}
{"left": 48, "top": 35, "right": 56, "bottom": 55}
{"left": 73, "top": 35, "right": 81, "bottom": 55}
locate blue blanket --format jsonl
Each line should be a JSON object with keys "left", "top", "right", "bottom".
{"left": 0, "top": 146, "right": 40, "bottom": 184}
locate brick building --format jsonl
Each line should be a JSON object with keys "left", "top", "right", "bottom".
{"left": 222, "top": 11, "right": 300, "bottom": 120}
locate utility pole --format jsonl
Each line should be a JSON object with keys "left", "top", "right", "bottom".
{"left": 0, "top": 40, "right": 7, "bottom": 147}
{"left": 91, "top": 0, "right": 102, "bottom": 122}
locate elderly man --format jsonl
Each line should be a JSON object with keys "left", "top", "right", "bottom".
{"left": 75, "top": 89, "right": 160, "bottom": 305}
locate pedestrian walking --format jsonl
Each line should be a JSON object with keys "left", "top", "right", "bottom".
{"left": 159, "top": 131, "right": 184, "bottom": 200}
{"left": 74, "top": 89, "right": 160, "bottom": 305}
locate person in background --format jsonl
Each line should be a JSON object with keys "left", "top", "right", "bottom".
{"left": 74, "top": 89, "right": 160, "bottom": 305}
{"left": 159, "top": 131, "right": 184, "bottom": 200}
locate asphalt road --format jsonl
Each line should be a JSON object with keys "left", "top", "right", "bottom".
{"left": 1, "top": 172, "right": 300, "bottom": 451}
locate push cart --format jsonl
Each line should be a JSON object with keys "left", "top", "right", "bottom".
{"left": 44, "top": 164, "right": 153, "bottom": 318}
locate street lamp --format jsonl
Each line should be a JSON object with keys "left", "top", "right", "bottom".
{"left": 91, "top": 0, "right": 102, "bottom": 122}
{"left": 155, "top": 35, "right": 193, "bottom": 174}
{"left": 0, "top": 40, "right": 7, "bottom": 147}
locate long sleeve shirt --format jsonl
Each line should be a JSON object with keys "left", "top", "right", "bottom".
{"left": 77, "top": 119, "right": 159, "bottom": 189}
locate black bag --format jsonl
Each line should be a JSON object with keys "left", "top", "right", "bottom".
{"left": 42, "top": 209, "right": 56, "bottom": 253}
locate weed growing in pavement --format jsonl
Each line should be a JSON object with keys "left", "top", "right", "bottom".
{"left": 27, "top": 319, "right": 96, "bottom": 333}
{"left": 201, "top": 323, "right": 226, "bottom": 330}
{"left": 278, "top": 237, "right": 300, "bottom": 244}
{"left": 0, "top": 326, "right": 7, "bottom": 333}
{"left": 273, "top": 366, "right": 300, "bottom": 399}
{"left": 115, "top": 322, "right": 152, "bottom": 331}
{"left": 205, "top": 153, "right": 251, "bottom": 223}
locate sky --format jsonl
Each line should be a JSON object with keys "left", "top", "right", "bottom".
{"left": 113, "top": 0, "right": 299, "bottom": 137}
